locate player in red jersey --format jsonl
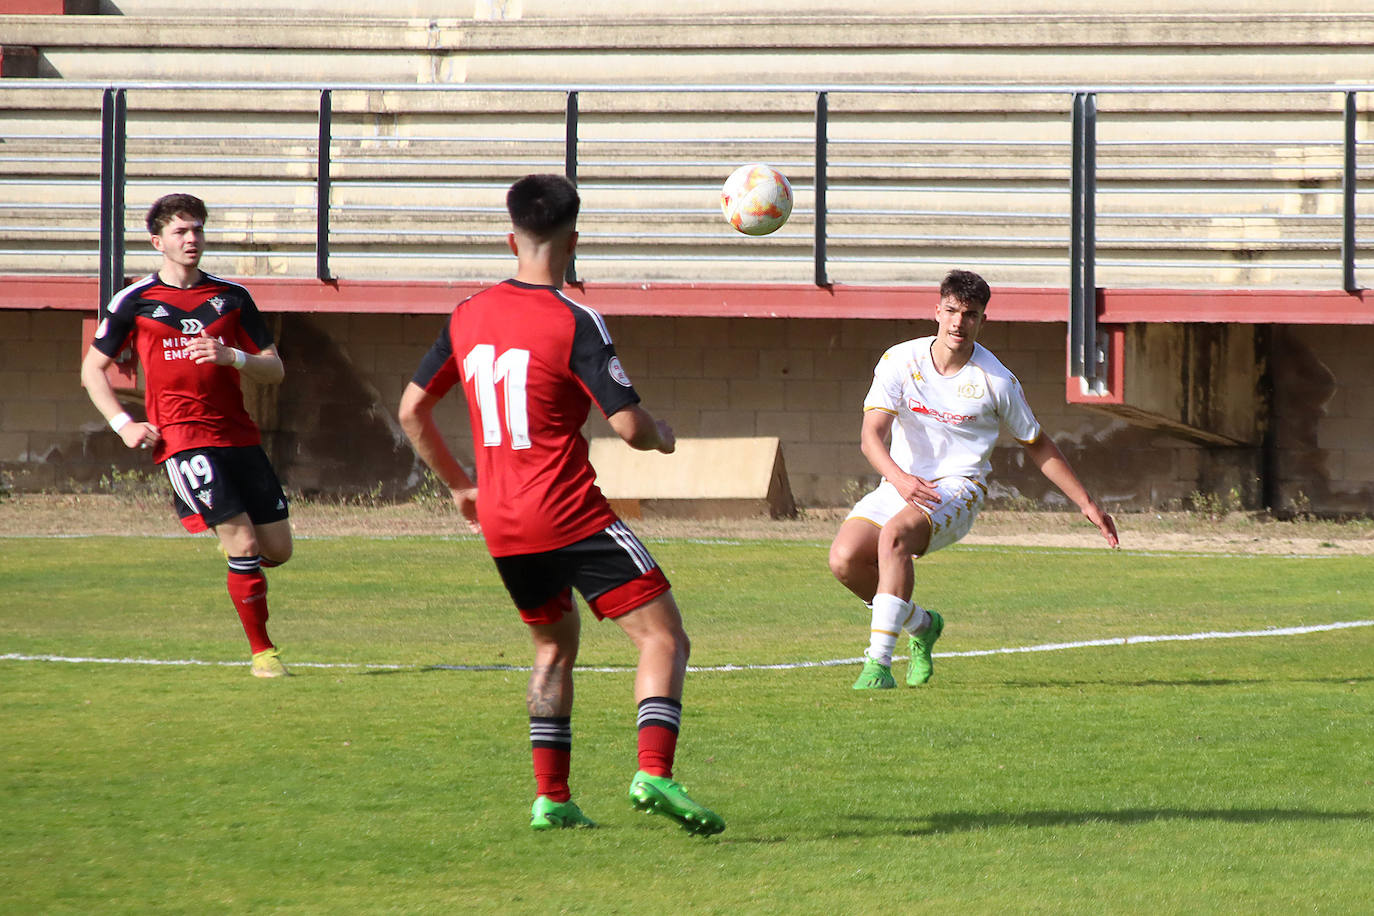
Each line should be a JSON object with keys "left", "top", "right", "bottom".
{"left": 399, "top": 174, "right": 724, "bottom": 835}
{"left": 80, "top": 193, "right": 294, "bottom": 678}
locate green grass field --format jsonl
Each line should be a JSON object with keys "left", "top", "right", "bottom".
{"left": 2, "top": 533, "right": 1371, "bottom": 914}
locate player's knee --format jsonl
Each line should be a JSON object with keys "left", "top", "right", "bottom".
{"left": 828, "top": 539, "right": 868, "bottom": 583}
{"left": 261, "top": 543, "right": 292, "bottom": 567}
{"left": 648, "top": 624, "right": 690, "bottom": 667}
{"left": 536, "top": 643, "right": 578, "bottom": 670}
{"left": 827, "top": 544, "right": 846, "bottom": 580}
{"left": 827, "top": 540, "right": 853, "bottom": 579}
{"left": 879, "top": 518, "right": 925, "bottom": 557}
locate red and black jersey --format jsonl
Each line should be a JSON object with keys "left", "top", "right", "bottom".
{"left": 92, "top": 272, "right": 273, "bottom": 464}
{"left": 412, "top": 279, "right": 641, "bottom": 557}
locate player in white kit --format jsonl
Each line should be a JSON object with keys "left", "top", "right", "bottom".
{"left": 828, "top": 270, "right": 1119, "bottom": 689}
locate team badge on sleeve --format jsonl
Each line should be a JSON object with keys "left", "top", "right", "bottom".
{"left": 608, "top": 356, "right": 632, "bottom": 388}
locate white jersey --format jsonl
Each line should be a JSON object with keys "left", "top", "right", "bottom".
{"left": 864, "top": 336, "right": 1041, "bottom": 481}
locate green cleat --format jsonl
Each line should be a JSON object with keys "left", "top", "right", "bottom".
{"left": 906, "top": 609, "right": 944, "bottom": 686}
{"left": 628, "top": 771, "right": 725, "bottom": 836}
{"left": 852, "top": 656, "right": 896, "bottom": 690}
{"left": 250, "top": 647, "right": 289, "bottom": 679}
{"left": 530, "top": 796, "right": 597, "bottom": 830}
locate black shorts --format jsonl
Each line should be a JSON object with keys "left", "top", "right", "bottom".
{"left": 164, "top": 445, "right": 289, "bottom": 534}
{"left": 492, "top": 520, "right": 672, "bottom": 625}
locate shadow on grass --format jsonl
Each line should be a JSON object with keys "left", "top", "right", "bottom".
{"left": 359, "top": 664, "right": 526, "bottom": 677}
{"left": 991, "top": 675, "right": 1374, "bottom": 689}
{"left": 725, "top": 808, "right": 1373, "bottom": 845}
{"left": 359, "top": 663, "right": 647, "bottom": 676}
{"left": 810, "top": 807, "right": 1374, "bottom": 840}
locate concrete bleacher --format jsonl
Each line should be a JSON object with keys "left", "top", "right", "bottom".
{"left": 1, "top": 6, "right": 1371, "bottom": 291}
{"left": 6, "top": 11, "right": 1374, "bottom": 84}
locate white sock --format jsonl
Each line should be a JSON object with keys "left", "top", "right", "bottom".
{"left": 904, "top": 606, "right": 931, "bottom": 636}
{"left": 866, "top": 593, "right": 913, "bottom": 666}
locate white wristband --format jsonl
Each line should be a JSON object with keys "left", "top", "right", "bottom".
{"left": 230, "top": 348, "right": 247, "bottom": 369}
{"left": 109, "top": 412, "right": 133, "bottom": 434}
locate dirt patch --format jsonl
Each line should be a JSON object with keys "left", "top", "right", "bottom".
{"left": 3, "top": 494, "right": 1372, "bottom": 555}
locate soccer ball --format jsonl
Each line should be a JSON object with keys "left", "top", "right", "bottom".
{"left": 720, "top": 163, "right": 793, "bottom": 236}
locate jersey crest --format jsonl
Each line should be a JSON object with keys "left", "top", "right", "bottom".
{"left": 608, "top": 356, "right": 632, "bottom": 387}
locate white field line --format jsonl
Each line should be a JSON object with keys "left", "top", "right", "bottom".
{"left": 3, "top": 619, "right": 1370, "bottom": 674}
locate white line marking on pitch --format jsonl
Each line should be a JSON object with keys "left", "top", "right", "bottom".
{"left": 3, "top": 619, "right": 1370, "bottom": 674}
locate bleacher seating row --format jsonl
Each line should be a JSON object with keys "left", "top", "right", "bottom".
{"left": 7, "top": 11, "right": 1374, "bottom": 83}
{"left": 1, "top": 9, "right": 1371, "bottom": 291}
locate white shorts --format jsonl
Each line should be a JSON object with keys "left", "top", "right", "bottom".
{"left": 846, "top": 476, "right": 987, "bottom": 557}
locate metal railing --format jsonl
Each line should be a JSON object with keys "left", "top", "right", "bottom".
{"left": 1, "top": 80, "right": 1369, "bottom": 389}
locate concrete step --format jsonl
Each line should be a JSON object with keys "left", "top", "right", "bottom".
{"left": 12, "top": 13, "right": 1374, "bottom": 50}
{"left": 92, "top": 0, "right": 1374, "bottom": 17}
{"left": 6, "top": 14, "right": 1374, "bottom": 84}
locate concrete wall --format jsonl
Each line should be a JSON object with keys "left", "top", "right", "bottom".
{"left": 592, "top": 315, "right": 1219, "bottom": 511}
{"left": 6, "top": 306, "right": 1368, "bottom": 515}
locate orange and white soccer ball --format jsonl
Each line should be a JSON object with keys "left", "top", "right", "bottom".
{"left": 720, "top": 163, "right": 793, "bottom": 236}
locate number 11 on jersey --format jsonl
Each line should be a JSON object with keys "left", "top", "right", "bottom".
{"left": 463, "top": 344, "right": 532, "bottom": 450}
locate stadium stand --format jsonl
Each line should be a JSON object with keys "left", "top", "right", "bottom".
{"left": 1, "top": 9, "right": 1370, "bottom": 290}
{"left": 1, "top": 3, "right": 1371, "bottom": 513}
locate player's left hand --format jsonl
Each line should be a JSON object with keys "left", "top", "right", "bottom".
{"left": 654, "top": 419, "right": 676, "bottom": 454}
{"left": 1085, "top": 503, "right": 1119, "bottom": 548}
{"left": 893, "top": 472, "right": 941, "bottom": 509}
{"left": 189, "top": 331, "right": 228, "bottom": 366}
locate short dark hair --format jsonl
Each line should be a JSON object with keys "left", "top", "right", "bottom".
{"left": 506, "top": 174, "right": 580, "bottom": 239}
{"left": 939, "top": 269, "right": 991, "bottom": 308}
{"left": 146, "top": 193, "right": 207, "bottom": 235}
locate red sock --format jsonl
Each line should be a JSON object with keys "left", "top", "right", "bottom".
{"left": 636, "top": 697, "right": 682, "bottom": 779}
{"left": 530, "top": 716, "right": 572, "bottom": 802}
{"left": 226, "top": 557, "right": 273, "bottom": 655}
{"left": 532, "top": 747, "right": 572, "bottom": 802}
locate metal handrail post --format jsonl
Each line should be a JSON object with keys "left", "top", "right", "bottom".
{"left": 1069, "top": 93, "right": 1085, "bottom": 378}
{"left": 814, "top": 90, "right": 829, "bottom": 288}
{"left": 565, "top": 89, "right": 579, "bottom": 286}
{"left": 1083, "top": 92, "right": 1098, "bottom": 383}
{"left": 98, "top": 87, "right": 126, "bottom": 308}
{"left": 316, "top": 88, "right": 332, "bottom": 281}
{"left": 1342, "top": 90, "right": 1358, "bottom": 292}
{"left": 1069, "top": 92, "right": 1099, "bottom": 385}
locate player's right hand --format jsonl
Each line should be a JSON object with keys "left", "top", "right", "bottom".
{"left": 118, "top": 421, "right": 160, "bottom": 451}
{"left": 453, "top": 486, "right": 481, "bottom": 534}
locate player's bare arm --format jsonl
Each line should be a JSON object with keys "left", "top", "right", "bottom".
{"left": 79, "top": 346, "right": 160, "bottom": 450}
{"left": 1022, "top": 434, "right": 1120, "bottom": 548}
{"left": 398, "top": 381, "right": 480, "bottom": 531}
{"left": 187, "top": 333, "right": 285, "bottom": 385}
{"left": 860, "top": 408, "right": 940, "bottom": 508}
{"left": 608, "top": 404, "right": 675, "bottom": 454}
